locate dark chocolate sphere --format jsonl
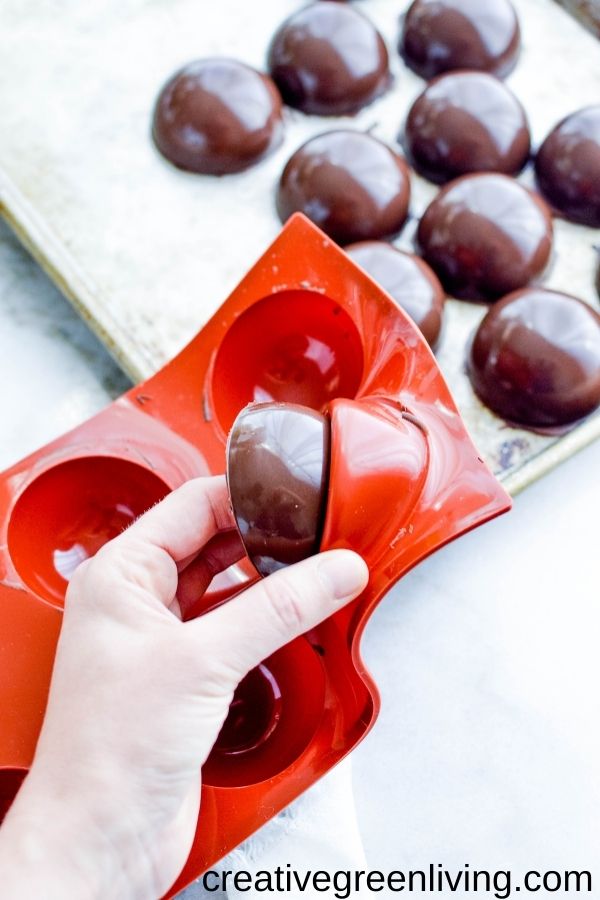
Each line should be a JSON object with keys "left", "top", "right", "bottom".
{"left": 417, "top": 174, "right": 553, "bottom": 302}
{"left": 400, "top": 0, "right": 521, "bottom": 80}
{"left": 346, "top": 242, "right": 445, "bottom": 348}
{"left": 404, "top": 71, "right": 530, "bottom": 184}
{"left": 267, "top": 2, "right": 390, "bottom": 116}
{"left": 277, "top": 130, "right": 411, "bottom": 245}
{"left": 153, "top": 58, "right": 283, "bottom": 174}
{"left": 535, "top": 105, "right": 600, "bottom": 227}
{"left": 227, "top": 403, "right": 330, "bottom": 576}
{"left": 468, "top": 288, "right": 600, "bottom": 427}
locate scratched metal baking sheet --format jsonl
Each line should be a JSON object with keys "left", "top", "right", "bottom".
{"left": 0, "top": 0, "right": 599, "bottom": 494}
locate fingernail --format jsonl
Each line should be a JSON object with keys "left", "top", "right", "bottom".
{"left": 317, "top": 551, "right": 369, "bottom": 602}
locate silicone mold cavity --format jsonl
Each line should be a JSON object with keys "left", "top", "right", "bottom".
{"left": 210, "top": 290, "right": 364, "bottom": 434}
{"left": 203, "top": 637, "right": 326, "bottom": 787}
{"left": 7, "top": 456, "right": 171, "bottom": 607}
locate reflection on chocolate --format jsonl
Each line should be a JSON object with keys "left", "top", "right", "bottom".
{"left": 535, "top": 105, "right": 600, "bottom": 227}
{"left": 468, "top": 288, "right": 600, "bottom": 428}
{"left": 268, "top": 2, "right": 390, "bottom": 116}
{"left": 227, "top": 403, "right": 330, "bottom": 577}
{"left": 346, "top": 242, "right": 445, "bottom": 348}
{"left": 152, "top": 58, "right": 283, "bottom": 174}
{"left": 400, "top": 0, "right": 521, "bottom": 79}
{"left": 214, "top": 664, "right": 281, "bottom": 754}
{"left": 417, "top": 174, "right": 553, "bottom": 302}
{"left": 404, "top": 71, "right": 530, "bottom": 184}
{"left": 277, "top": 131, "right": 411, "bottom": 245}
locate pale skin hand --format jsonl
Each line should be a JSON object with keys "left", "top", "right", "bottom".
{"left": 0, "top": 476, "right": 368, "bottom": 900}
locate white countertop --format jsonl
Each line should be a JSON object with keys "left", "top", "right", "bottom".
{"left": 2, "top": 217, "right": 599, "bottom": 889}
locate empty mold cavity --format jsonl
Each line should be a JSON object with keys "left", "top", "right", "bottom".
{"left": 7, "top": 456, "right": 171, "bottom": 607}
{"left": 203, "top": 636, "right": 326, "bottom": 787}
{"left": 210, "top": 290, "right": 363, "bottom": 434}
{"left": 0, "top": 767, "right": 27, "bottom": 824}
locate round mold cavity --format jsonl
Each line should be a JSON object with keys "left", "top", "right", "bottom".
{"left": 0, "top": 767, "right": 27, "bottom": 824}
{"left": 7, "top": 456, "right": 171, "bottom": 608}
{"left": 210, "top": 290, "right": 364, "bottom": 434}
{"left": 203, "top": 636, "right": 326, "bottom": 787}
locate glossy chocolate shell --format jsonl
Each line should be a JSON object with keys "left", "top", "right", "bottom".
{"left": 535, "top": 105, "right": 600, "bottom": 227}
{"left": 399, "top": 0, "right": 521, "bottom": 80}
{"left": 268, "top": 2, "right": 390, "bottom": 116}
{"left": 153, "top": 58, "right": 283, "bottom": 175}
{"left": 404, "top": 71, "right": 530, "bottom": 184}
{"left": 277, "top": 130, "right": 411, "bottom": 245}
{"left": 468, "top": 288, "right": 600, "bottom": 427}
{"left": 346, "top": 241, "right": 445, "bottom": 348}
{"left": 417, "top": 173, "right": 553, "bottom": 302}
{"left": 227, "top": 403, "right": 330, "bottom": 576}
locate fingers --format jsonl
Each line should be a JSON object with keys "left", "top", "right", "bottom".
{"left": 114, "top": 475, "right": 235, "bottom": 563}
{"left": 74, "top": 477, "right": 237, "bottom": 614}
{"left": 191, "top": 550, "right": 369, "bottom": 681}
{"left": 177, "top": 530, "right": 245, "bottom": 620}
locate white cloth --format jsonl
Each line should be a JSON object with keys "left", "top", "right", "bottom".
{"left": 181, "top": 759, "right": 368, "bottom": 900}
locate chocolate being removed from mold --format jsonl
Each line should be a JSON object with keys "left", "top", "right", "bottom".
{"left": 277, "top": 130, "right": 411, "bottom": 245}
{"left": 152, "top": 58, "right": 283, "bottom": 175}
{"left": 400, "top": 0, "right": 521, "bottom": 80}
{"left": 404, "top": 71, "right": 530, "bottom": 184}
{"left": 227, "top": 403, "right": 330, "bottom": 577}
{"left": 346, "top": 241, "right": 445, "bottom": 348}
{"left": 267, "top": 2, "right": 390, "bottom": 116}
{"left": 417, "top": 173, "right": 553, "bottom": 302}
{"left": 535, "top": 105, "right": 600, "bottom": 227}
{"left": 468, "top": 288, "right": 600, "bottom": 428}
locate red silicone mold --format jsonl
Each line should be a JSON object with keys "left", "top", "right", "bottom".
{"left": 0, "top": 214, "right": 511, "bottom": 895}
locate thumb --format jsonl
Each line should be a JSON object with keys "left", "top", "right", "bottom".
{"left": 191, "top": 549, "right": 369, "bottom": 681}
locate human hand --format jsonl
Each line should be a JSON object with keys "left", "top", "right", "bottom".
{"left": 0, "top": 475, "right": 368, "bottom": 900}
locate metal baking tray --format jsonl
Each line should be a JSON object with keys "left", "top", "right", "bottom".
{"left": 1, "top": 0, "right": 599, "bottom": 494}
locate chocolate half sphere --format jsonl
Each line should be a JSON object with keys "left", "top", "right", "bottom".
{"left": 417, "top": 174, "right": 553, "bottom": 302}
{"left": 267, "top": 2, "right": 390, "bottom": 116}
{"left": 277, "top": 130, "right": 411, "bottom": 245}
{"left": 535, "top": 105, "right": 600, "bottom": 227}
{"left": 468, "top": 288, "right": 600, "bottom": 428}
{"left": 400, "top": 0, "right": 521, "bottom": 79}
{"left": 346, "top": 242, "right": 445, "bottom": 348}
{"left": 227, "top": 403, "right": 330, "bottom": 576}
{"left": 404, "top": 71, "right": 530, "bottom": 184}
{"left": 152, "top": 58, "right": 283, "bottom": 174}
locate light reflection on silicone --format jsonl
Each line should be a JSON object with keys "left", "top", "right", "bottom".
{"left": 7, "top": 457, "right": 170, "bottom": 607}
{"left": 202, "top": 636, "right": 326, "bottom": 788}
{"left": 210, "top": 290, "right": 364, "bottom": 434}
{"left": 321, "top": 399, "right": 428, "bottom": 568}
{"left": 214, "top": 664, "right": 282, "bottom": 754}
{"left": 52, "top": 501, "right": 139, "bottom": 582}
{"left": 53, "top": 545, "right": 89, "bottom": 581}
